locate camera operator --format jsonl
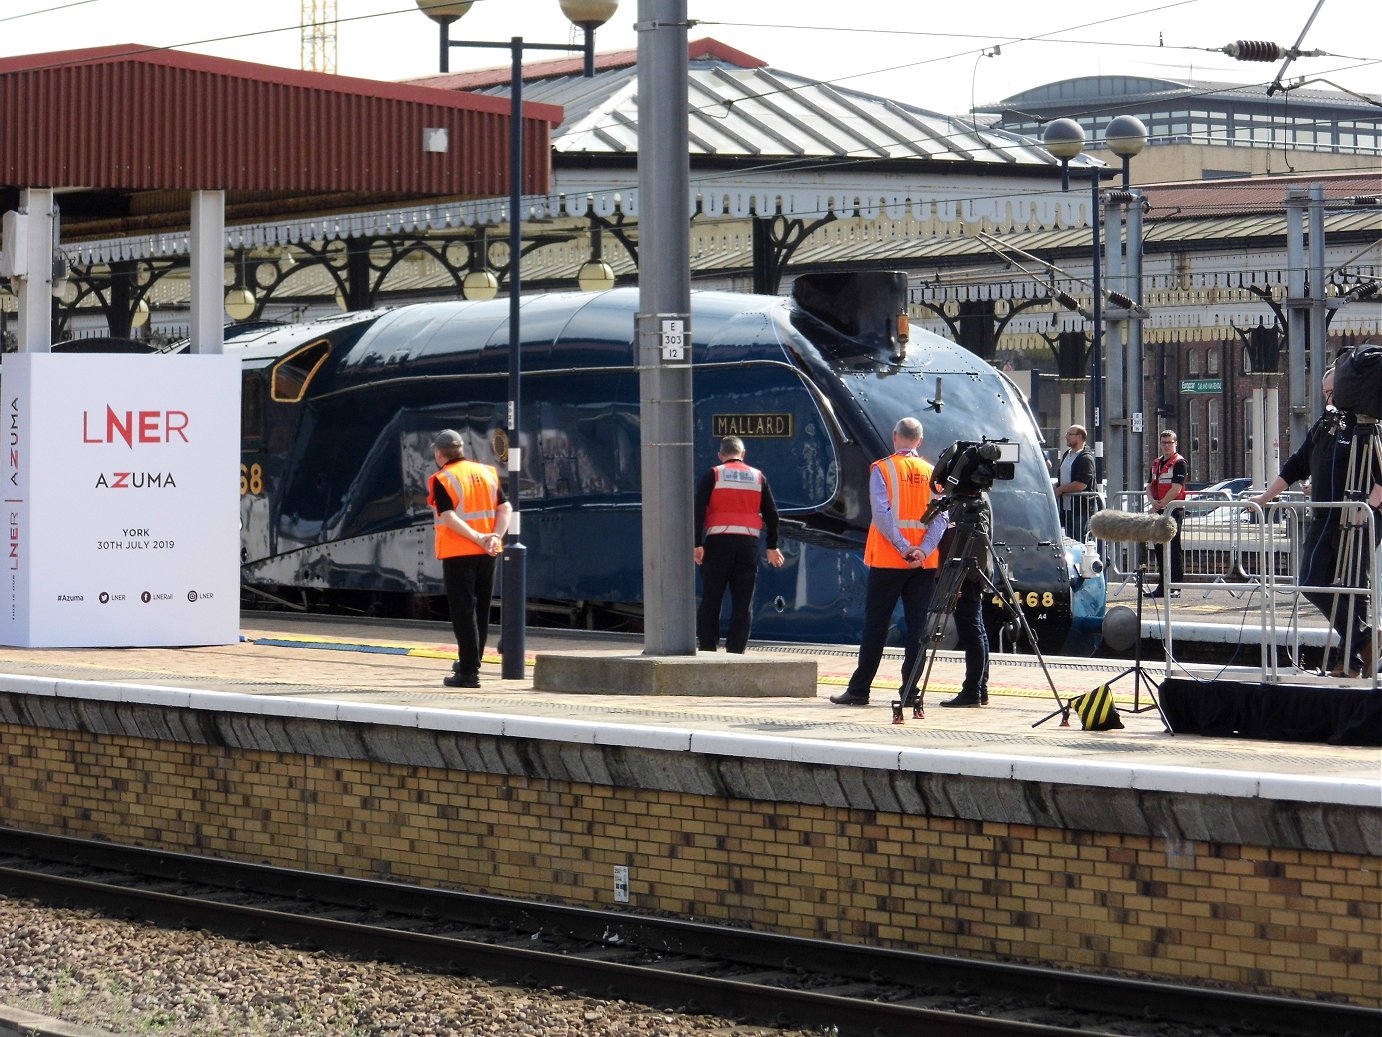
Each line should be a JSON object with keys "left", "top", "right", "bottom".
{"left": 929, "top": 442, "right": 997, "bottom": 708}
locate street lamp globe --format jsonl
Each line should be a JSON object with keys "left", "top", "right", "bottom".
{"left": 415, "top": 0, "right": 474, "bottom": 24}
{"left": 1041, "top": 118, "right": 1086, "bottom": 160}
{"left": 462, "top": 269, "right": 500, "bottom": 301}
{"left": 559, "top": 0, "right": 619, "bottom": 28}
{"left": 1104, "top": 115, "right": 1149, "bottom": 185}
{"left": 1042, "top": 119, "right": 1086, "bottom": 192}
{"left": 224, "top": 287, "right": 256, "bottom": 321}
{"left": 577, "top": 259, "right": 616, "bottom": 292}
{"left": 1105, "top": 115, "right": 1148, "bottom": 158}
{"left": 130, "top": 298, "right": 151, "bottom": 329}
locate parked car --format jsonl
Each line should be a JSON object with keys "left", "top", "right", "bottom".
{"left": 1186, "top": 477, "right": 1254, "bottom": 500}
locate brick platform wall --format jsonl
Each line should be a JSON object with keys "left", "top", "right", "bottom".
{"left": 2, "top": 720, "right": 1377, "bottom": 1005}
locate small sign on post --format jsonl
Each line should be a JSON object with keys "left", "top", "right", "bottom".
{"left": 660, "top": 318, "right": 685, "bottom": 360}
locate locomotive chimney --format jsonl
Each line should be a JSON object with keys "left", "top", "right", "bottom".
{"left": 789, "top": 271, "right": 910, "bottom": 363}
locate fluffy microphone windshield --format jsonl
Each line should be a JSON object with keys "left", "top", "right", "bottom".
{"left": 1088, "top": 510, "right": 1178, "bottom": 544}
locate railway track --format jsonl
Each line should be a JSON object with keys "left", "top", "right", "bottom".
{"left": 2, "top": 830, "right": 1375, "bottom": 1037}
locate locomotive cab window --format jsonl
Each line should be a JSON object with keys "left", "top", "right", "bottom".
{"left": 271, "top": 339, "right": 331, "bottom": 403}
{"left": 241, "top": 371, "right": 265, "bottom": 446}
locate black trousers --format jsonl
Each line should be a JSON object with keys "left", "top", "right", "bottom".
{"left": 697, "top": 534, "right": 760, "bottom": 653}
{"left": 951, "top": 577, "right": 990, "bottom": 697}
{"left": 1151, "top": 525, "right": 1184, "bottom": 585}
{"left": 1300, "top": 515, "right": 1377, "bottom": 668}
{"left": 442, "top": 553, "right": 496, "bottom": 676}
{"left": 845, "top": 566, "right": 935, "bottom": 700}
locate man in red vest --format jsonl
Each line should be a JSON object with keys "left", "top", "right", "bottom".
{"left": 1146, "top": 429, "right": 1187, "bottom": 598}
{"left": 831, "top": 417, "right": 945, "bottom": 707}
{"left": 694, "top": 436, "right": 785, "bottom": 653}
{"left": 429, "top": 429, "right": 512, "bottom": 688}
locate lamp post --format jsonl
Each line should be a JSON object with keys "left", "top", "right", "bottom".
{"left": 416, "top": 0, "right": 617, "bottom": 680}
{"left": 1041, "top": 117, "right": 1147, "bottom": 502}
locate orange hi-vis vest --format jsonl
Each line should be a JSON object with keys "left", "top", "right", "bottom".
{"left": 429, "top": 459, "right": 500, "bottom": 559}
{"left": 704, "top": 461, "right": 764, "bottom": 536}
{"left": 1147, "top": 451, "right": 1187, "bottom": 504}
{"left": 864, "top": 452, "right": 940, "bottom": 569}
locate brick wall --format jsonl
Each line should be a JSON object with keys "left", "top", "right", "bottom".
{"left": 2, "top": 721, "right": 1377, "bottom": 1005}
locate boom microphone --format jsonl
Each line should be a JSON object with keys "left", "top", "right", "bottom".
{"left": 1088, "top": 510, "right": 1178, "bottom": 544}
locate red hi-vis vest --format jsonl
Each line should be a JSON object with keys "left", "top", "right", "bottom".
{"left": 864, "top": 453, "right": 940, "bottom": 569}
{"left": 429, "top": 459, "right": 500, "bottom": 559}
{"left": 1147, "top": 451, "right": 1187, "bottom": 505}
{"left": 704, "top": 461, "right": 764, "bottom": 536}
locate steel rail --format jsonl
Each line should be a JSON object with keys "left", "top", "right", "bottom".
{"left": 2, "top": 829, "right": 1375, "bottom": 1037}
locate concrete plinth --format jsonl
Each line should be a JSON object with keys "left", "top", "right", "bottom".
{"left": 532, "top": 651, "right": 817, "bottom": 697}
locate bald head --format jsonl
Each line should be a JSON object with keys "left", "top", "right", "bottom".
{"left": 893, "top": 417, "right": 923, "bottom": 447}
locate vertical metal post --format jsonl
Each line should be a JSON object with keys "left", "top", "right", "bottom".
{"left": 1088, "top": 172, "right": 1104, "bottom": 488}
{"left": 500, "top": 38, "right": 527, "bottom": 679}
{"left": 1308, "top": 183, "right": 1328, "bottom": 387}
{"left": 188, "top": 190, "right": 225, "bottom": 355}
{"left": 1104, "top": 193, "right": 1125, "bottom": 498}
{"left": 1127, "top": 191, "right": 1146, "bottom": 491}
{"left": 14, "top": 188, "right": 54, "bottom": 353}
{"left": 636, "top": 0, "right": 695, "bottom": 655}
{"left": 439, "top": 21, "right": 451, "bottom": 73}
{"left": 1285, "top": 187, "right": 1310, "bottom": 448}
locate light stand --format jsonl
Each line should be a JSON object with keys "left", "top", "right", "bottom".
{"left": 1038, "top": 562, "right": 1172, "bottom": 732}
{"left": 417, "top": 0, "right": 617, "bottom": 679}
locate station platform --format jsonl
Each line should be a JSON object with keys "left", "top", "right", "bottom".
{"left": 0, "top": 612, "right": 1375, "bottom": 796}
{"left": 1, "top": 612, "right": 1379, "bottom": 1005}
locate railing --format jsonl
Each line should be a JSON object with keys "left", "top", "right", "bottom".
{"left": 1089, "top": 493, "right": 1379, "bottom": 686}
{"left": 1058, "top": 489, "right": 1104, "bottom": 544}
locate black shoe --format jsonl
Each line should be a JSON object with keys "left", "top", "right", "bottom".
{"left": 941, "top": 692, "right": 983, "bottom": 708}
{"left": 1145, "top": 588, "right": 1163, "bottom": 599}
{"left": 444, "top": 672, "right": 480, "bottom": 689}
{"left": 980, "top": 691, "right": 989, "bottom": 706}
{"left": 829, "top": 692, "right": 870, "bottom": 706}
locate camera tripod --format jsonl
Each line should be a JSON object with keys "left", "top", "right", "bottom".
{"left": 1037, "top": 561, "right": 1172, "bottom": 732}
{"left": 1319, "top": 412, "right": 1381, "bottom": 677}
{"left": 895, "top": 495, "right": 1063, "bottom": 723}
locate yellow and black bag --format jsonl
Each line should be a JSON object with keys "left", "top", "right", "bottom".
{"left": 1068, "top": 685, "right": 1123, "bottom": 731}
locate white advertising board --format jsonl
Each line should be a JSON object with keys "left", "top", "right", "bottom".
{"left": 2, "top": 353, "right": 240, "bottom": 647}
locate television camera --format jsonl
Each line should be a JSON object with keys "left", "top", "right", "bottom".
{"left": 921, "top": 438, "right": 1018, "bottom": 525}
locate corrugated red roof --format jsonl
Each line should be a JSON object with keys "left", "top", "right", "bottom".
{"left": 0, "top": 44, "right": 562, "bottom": 196}
{"left": 1146, "top": 172, "right": 1382, "bottom": 220}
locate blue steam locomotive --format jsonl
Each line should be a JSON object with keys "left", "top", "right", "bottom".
{"left": 233, "top": 271, "right": 1104, "bottom": 653}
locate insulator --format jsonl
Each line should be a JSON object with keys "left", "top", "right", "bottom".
{"left": 1105, "top": 189, "right": 1136, "bottom": 205}
{"left": 1342, "top": 281, "right": 1380, "bottom": 302}
{"left": 1054, "top": 291, "right": 1081, "bottom": 312}
{"left": 1107, "top": 291, "right": 1136, "bottom": 309}
{"left": 1224, "top": 40, "right": 1284, "bottom": 62}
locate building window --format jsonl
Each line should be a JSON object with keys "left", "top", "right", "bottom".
{"left": 1207, "top": 348, "right": 1220, "bottom": 375}
{"left": 1187, "top": 350, "right": 1200, "bottom": 376}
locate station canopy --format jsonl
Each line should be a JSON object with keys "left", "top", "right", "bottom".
{"left": 0, "top": 44, "right": 561, "bottom": 252}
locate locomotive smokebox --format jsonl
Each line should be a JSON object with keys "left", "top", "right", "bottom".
{"left": 790, "top": 271, "right": 910, "bottom": 364}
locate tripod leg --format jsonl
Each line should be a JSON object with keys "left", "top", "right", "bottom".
{"left": 899, "top": 555, "right": 967, "bottom": 719}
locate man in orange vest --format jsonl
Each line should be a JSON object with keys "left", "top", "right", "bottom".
{"left": 1146, "top": 429, "right": 1187, "bottom": 598}
{"left": 694, "top": 436, "right": 785, "bottom": 653}
{"left": 831, "top": 417, "right": 945, "bottom": 707}
{"left": 429, "top": 429, "right": 512, "bottom": 688}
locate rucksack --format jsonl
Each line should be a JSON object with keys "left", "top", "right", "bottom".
{"left": 1332, "top": 345, "right": 1382, "bottom": 417}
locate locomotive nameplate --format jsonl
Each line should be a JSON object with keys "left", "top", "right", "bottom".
{"left": 713, "top": 413, "right": 793, "bottom": 438}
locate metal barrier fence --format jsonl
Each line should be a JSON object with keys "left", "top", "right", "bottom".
{"left": 1087, "top": 493, "right": 1379, "bottom": 685}
{"left": 1058, "top": 490, "right": 1104, "bottom": 544}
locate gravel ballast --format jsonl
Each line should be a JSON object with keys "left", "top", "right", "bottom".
{"left": 0, "top": 897, "right": 817, "bottom": 1036}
